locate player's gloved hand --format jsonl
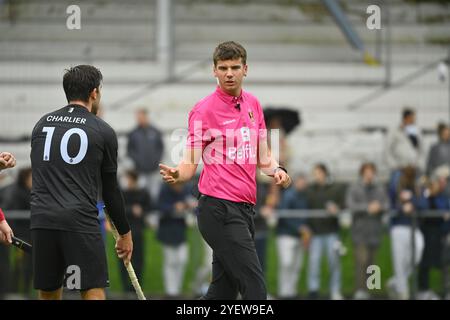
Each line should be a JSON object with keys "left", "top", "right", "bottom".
{"left": 116, "top": 231, "right": 133, "bottom": 265}
{"left": 0, "top": 152, "right": 16, "bottom": 171}
{"left": 159, "top": 163, "right": 180, "bottom": 184}
{"left": 0, "top": 220, "right": 13, "bottom": 245}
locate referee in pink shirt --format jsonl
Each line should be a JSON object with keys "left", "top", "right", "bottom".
{"left": 160, "top": 41, "right": 291, "bottom": 300}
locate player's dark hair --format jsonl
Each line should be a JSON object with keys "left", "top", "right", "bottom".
{"left": 63, "top": 65, "right": 103, "bottom": 103}
{"left": 213, "top": 41, "right": 247, "bottom": 66}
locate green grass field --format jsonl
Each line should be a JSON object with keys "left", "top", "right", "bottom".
{"left": 105, "top": 227, "right": 444, "bottom": 298}
{"left": 6, "top": 226, "right": 442, "bottom": 299}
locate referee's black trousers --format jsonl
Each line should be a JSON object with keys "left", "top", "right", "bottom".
{"left": 197, "top": 195, "right": 267, "bottom": 300}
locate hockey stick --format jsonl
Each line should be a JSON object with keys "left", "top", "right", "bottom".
{"left": 105, "top": 214, "right": 147, "bottom": 300}
{"left": 11, "top": 236, "right": 32, "bottom": 254}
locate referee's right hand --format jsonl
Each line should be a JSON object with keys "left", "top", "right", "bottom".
{"left": 159, "top": 163, "right": 180, "bottom": 184}
{"left": 116, "top": 231, "right": 133, "bottom": 265}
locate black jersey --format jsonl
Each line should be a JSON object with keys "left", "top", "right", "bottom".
{"left": 30, "top": 104, "right": 118, "bottom": 234}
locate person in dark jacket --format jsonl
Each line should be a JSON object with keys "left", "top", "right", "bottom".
{"left": 127, "top": 108, "right": 164, "bottom": 201}
{"left": 416, "top": 167, "right": 450, "bottom": 299}
{"left": 157, "top": 182, "right": 195, "bottom": 298}
{"left": 253, "top": 180, "right": 271, "bottom": 279}
{"left": 306, "top": 163, "right": 345, "bottom": 300}
{"left": 119, "top": 170, "right": 152, "bottom": 293}
{"left": 346, "top": 162, "right": 388, "bottom": 299}
{"left": 3, "top": 167, "right": 33, "bottom": 296}
{"left": 426, "top": 123, "right": 450, "bottom": 177}
{"left": 276, "top": 174, "right": 311, "bottom": 299}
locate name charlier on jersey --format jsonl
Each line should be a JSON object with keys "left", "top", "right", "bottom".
{"left": 46, "top": 115, "right": 87, "bottom": 124}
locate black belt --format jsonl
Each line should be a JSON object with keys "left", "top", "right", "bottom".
{"left": 198, "top": 193, "right": 254, "bottom": 209}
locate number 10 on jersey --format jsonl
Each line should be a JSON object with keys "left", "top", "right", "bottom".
{"left": 42, "top": 127, "right": 88, "bottom": 164}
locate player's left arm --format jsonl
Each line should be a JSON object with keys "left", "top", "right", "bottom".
{"left": 257, "top": 138, "right": 291, "bottom": 188}
{"left": 102, "top": 172, "right": 133, "bottom": 264}
{"left": 101, "top": 125, "right": 133, "bottom": 264}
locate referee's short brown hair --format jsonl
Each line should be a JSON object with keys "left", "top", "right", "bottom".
{"left": 213, "top": 41, "right": 247, "bottom": 66}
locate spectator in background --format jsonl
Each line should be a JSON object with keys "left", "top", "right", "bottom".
{"left": 127, "top": 108, "right": 164, "bottom": 202}
{"left": 276, "top": 174, "right": 311, "bottom": 299}
{"left": 191, "top": 236, "right": 213, "bottom": 298}
{"left": 420, "top": 123, "right": 450, "bottom": 299}
{"left": 306, "top": 163, "right": 345, "bottom": 300}
{"left": 346, "top": 162, "right": 388, "bottom": 300}
{"left": 443, "top": 201, "right": 450, "bottom": 300}
{"left": 416, "top": 166, "right": 450, "bottom": 300}
{"left": 157, "top": 182, "right": 195, "bottom": 299}
{"left": 252, "top": 114, "right": 294, "bottom": 287}
{"left": 426, "top": 123, "right": 450, "bottom": 177}
{"left": 190, "top": 178, "right": 213, "bottom": 298}
{"left": 3, "top": 167, "right": 33, "bottom": 297}
{"left": 267, "top": 117, "right": 291, "bottom": 168}
{"left": 119, "top": 170, "right": 152, "bottom": 293}
{"left": 387, "top": 166, "right": 424, "bottom": 300}
{"left": 386, "top": 108, "right": 425, "bottom": 207}
{"left": 253, "top": 176, "right": 276, "bottom": 282}
{"left": 0, "top": 172, "right": 14, "bottom": 205}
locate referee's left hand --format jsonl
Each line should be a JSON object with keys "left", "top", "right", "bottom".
{"left": 274, "top": 170, "right": 291, "bottom": 189}
{"left": 159, "top": 163, "right": 180, "bottom": 184}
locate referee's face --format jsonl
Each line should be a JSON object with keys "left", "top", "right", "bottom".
{"left": 214, "top": 58, "right": 247, "bottom": 96}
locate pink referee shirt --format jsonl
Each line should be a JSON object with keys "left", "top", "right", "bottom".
{"left": 0, "top": 208, "right": 5, "bottom": 222}
{"left": 187, "top": 86, "right": 267, "bottom": 204}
